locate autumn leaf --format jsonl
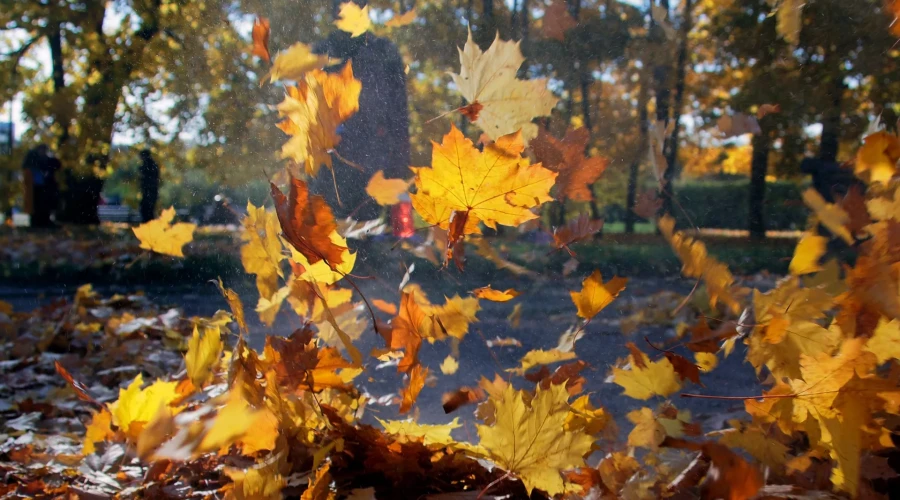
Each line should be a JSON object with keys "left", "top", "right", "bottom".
{"left": 277, "top": 63, "right": 361, "bottom": 176}
{"left": 55, "top": 361, "right": 98, "bottom": 406}
{"left": 225, "top": 464, "right": 285, "bottom": 500}
{"left": 570, "top": 270, "right": 627, "bottom": 320}
{"left": 268, "top": 42, "right": 339, "bottom": 83}
{"left": 802, "top": 187, "right": 855, "bottom": 244}
{"left": 365, "top": 170, "right": 410, "bottom": 206}
{"left": 251, "top": 17, "right": 271, "bottom": 62}
{"left": 626, "top": 407, "right": 666, "bottom": 449}
{"left": 473, "top": 383, "right": 593, "bottom": 496}
{"left": 197, "top": 390, "right": 261, "bottom": 454}
{"left": 335, "top": 2, "right": 371, "bottom": 37}
{"left": 509, "top": 348, "right": 577, "bottom": 375}
{"left": 216, "top": 278, "right": 248, "bottom": 335}
{"left": 133, "top": 207, "right": 196, "bottom": 257}
{"left": 531, "top": 127, "right": 608, "bottom": 201}
{"left": 633, "top": 189, "right": 662, "bottom": 219}
{"left": 450, "top": 30, "right": 558, "bottom": 143}
{"left": 613, "top": 349, "right": 682, "bottom": 400}
{"left": 391, "top": 291, "right": 427, "bottom": 372}
{"left": 442, "top": 386, "right": 485, "bottom": 414}
{"left": 372, "top": 299, "right": 397, "bottom": 315}
{"left": 185, "top": 326, "right": 224, "bottom": 389}
{"left": 411, "top": 125, "right": 556, "bottom": 263}
{"left": 472, "top": 286, "right": 520, "bottom": 302}
{"left": 399, "top": 364, "right": 428, "bottom": 414}
{"left": 301, "top": 462, "right": 335, "bottom": 500}
{"left": 541, "top": 0, "right": 577, "bottom": 41}
{"left": 716, "top": 113, "right": 761, "bottom": 138}
{"left": 663, "top": 351, "right": 702, "bottom": 385}
{"left": 109, "top": 374, "right": 180, "bottom": 440}
{"left": 384, "top": 8, "right": 416, "bottom": 28}
{"left": 378, "top": 417, "right": 461, "bottom": 446}
{"left": 271, "top": 177, "right": 346, "bottom": 269}
{"left": 773, "top": 0, "right": 803, "bottom": 47}
{"left": 855, "top": 130, "right": 900, "bottom": 184}
{"left": 789, "top": 232, "right": 827, "bottom": 275}
{"left": 241, "top": 202, "right": 285, "bottom": 302}
{"left": 552, "top": 213, "right": 604, "bottom": 253}
{"left": 756, "top": 103, "right": 781, "bottom": 119}
{"left": 440, "top": 355, "right": 459, "bottom": 375}
{"left": 83, "top": 409, "right": 114, "bottom": 455}
{"left": 287, "top": 232, "right": 357, "bottom": 285}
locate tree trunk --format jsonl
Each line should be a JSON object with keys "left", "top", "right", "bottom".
{"left": 819, "top": 59, "right": 844, "bottom": 163}
{"left": 520, "top": 0, "right": 529, "bottom": 41}
{"left": 475, "top": 0, "right": 495, "bottom": 47}
{"left": 653, "top": 0, "right": 673, "bottom": 216}
{"left": 748, "top": 128, "right": 770, "bottom": 241}
{"left": 625, "top": 73, "right": 651, "bottom": 234}
{"left": 662, "top": 0, "right": 692, "bottom": 214}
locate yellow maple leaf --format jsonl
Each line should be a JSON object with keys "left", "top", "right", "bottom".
{"left": 613, "top": 350, "right": 682, "bottom": 400}
{"left": 256, "top": 286, "right": 290, "bottom": 327}
{"left": 132, "top": 206, "right": 196, "bottom": 257}
{"left": 240, "top": 202, "right": 285, "bottom": 301}
{"left": 802, "top": 188, "right": 854, "bottom": 245}
{"left": 472, "top": 285, "right": 521, "bottom": 302}
{"left": 569, "top": 270, "right": 627, "bottom": 319}
{"left": 866, "top": 183, "right": 900, "bottom": 221}
{"left": 440, "top": 355, "right": 459, "bottom": 375}
{"left": 789, "top": 232, "right": 827, "bottom": 275}
{"left": 287, "top": 232, "right": 357, "bottom": 285}
{"left": 267, "top": 42, "right": 339, "bottom": 83}
{"left": 365, "top": 170, "right": 410, "bottom": 206}
{"left": 716, "top": 424, "right": 789, "bottom": 469}
{"left": 239, "top": 409, "right": 279, "bottom": 455}
{"left": 695, "top": 352, "right": 718, "bottom": 372}
{"left": 864, "top": 318, "right": 900, "bottom": 364}
{"left": 225, "top": 464, "right": 285, "bottom": 500}
{"left": 334, "top": 2, "right": 371, "bottom": 37}
{"left": 565, "top": 395, "right": 614, "bottom": 440}
{"left": 83, "top": 409, "right": 115, "bottom": 455}
{"left": 109, "top": 374, "right": 180, "bottom": 440}
{"left": 185, "top": 325, "right": 224, "bottom": 389}
{"left": 217, "top": 278, "right": 248, "bottom": 335}
{"left": 411, "top": 125, "right": 556, "bottom": 249}
{"left": 747, "top": 319, "right": 842, "bottom": 381}
{"left": 855, "top": 131, "right": 900, "bottom": 184}
{"left": 301, "top": 462, "right": 335, "bottom": 500}
{"left": 198, "top": 390, "right": 261, "bottom": 454}
{"left": 626, "top": 407, "right": 666, "bottom": 449}
{"left": 378, "top": 417, "right": 461, "bottom": 446}
{"left": 450, "top": 30, "right": 558, "bottom": 143}
{"left": 508, "top": 348, "right": 577, "bottom": 375}
{"left": 384, "top": 8, "right": 417, "bottom": 28}
{"left": 790, "top": 338, "right": 877, "bottom": 423}
{"left": 474, "top": 383, "right": 593, "bottom": 496}
{"left": 277, "top": 63, "right": 361, "bottom": 176}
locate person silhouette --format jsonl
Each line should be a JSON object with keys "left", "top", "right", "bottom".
{"left": 139, "top": 149, "right": 160, "bottom": 223}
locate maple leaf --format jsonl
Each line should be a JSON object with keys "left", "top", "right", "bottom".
{"left": 399, "top": 364, "right": 428, "bottom": 414}
{"left": 552, "top": 213, "right": 604, "bottom": 254}
{"left": 185, "top": 325, "right": 224, "bottom": 389}
{"left": 663, "top": 351, "right": 702, "bottom": 385}
{"left": 277, "top": 63, "right": 361, "bottom": 176}
{"left": 54, "top": 361, "right": 98, "bottom": 406}
{"left": 391, "top": 291, "right": 427, "bottom": 372}
{"left": 633, "top": 189, "right": 662, "bottom": 219}
{"left": 474, "top": 383, "right": 593, "bottom": 496}
{"left": 531, "top": 127, "right": 608, "bottom": 201}
{"left": 864, "top": 318, "right": 900, "bottom": 364}
{"left": 268, "top": 42, "right": 339, "bottom": 83}
{"left": 790, "top": 338, "right": 877, "bottom": 423}
{"left": 695, "top": 352, "right": 718, "bottom": 372}
{"left": 658, "top": 215, "right": 742, "bottom": 314}
{"left": 866, "top": 183, "right": 900, "bottom": 221}
{"left": 301, "top": 463, "right": 335, "bottom": 500}
{"left": 570, "top": 270, "right": 627, "bottom": 320}
{"left": 855, "top": 131, "right": 900, "bottom": 184}
{"left": 384, "top": 8, "right": 417, "bottom": 28}
{"left": 132, "top": 207, "right": 196, "bottom": 257}
{"left": 716, "top": 424, "right": 789, "bottom": 469}
{"left": 541, "top": 0, "right": 577, "bottom": 41}
{"left": 411, "top": 125, "right": 556, "bottom": 263}
{"left": 789, "top": 232, "right": 827, "bottom": 275}
{"left": 365, "top": 170, "right": 410, "bottom": 206}
{"left": 225, "top": 464, "right": 285, "bottom": 500}
{"left": 450, "top": 30, "right": 558, "bottom": 143}
{"left": 251, "top": 17, "right": 271, "bottom": 62}
{"left": 241, "top": 202, "right": 285, "bottom": 302}
{"left": 83, "top": 409, "right": 114, "bottom": 455}
{"left": 272, "top": 177, "right": 346, "bottom": 269}
{"left": 509, "top": 348, "right": 577, "bottom": 375}
{"left": 440, "top": 355, "right": 459, "bottom": 375}
{"left": 626, "top": 407, "right": 667, "bottom": 450}
{"left": 335, "top": 2, "right": 371, "bottom": 37}
{"left": 471, "top": 285, "right": 520, "bottom": 302}
{"left": 802, "top": 188, "right": 855, "bottom": 244}
{"left": 109, "top": 374, "right": 180, "bottom": 440}
{"left": 613, "top": 350, "right": 682, "bottom": 400}
{"left": 197, "top": 390, "right": 261, "bottom": 454}
{"left": 442, "top": 386, "right": 486, "bottom": 414}
{"left": 378, "top": 417, "right": 461, "bottom": 446}
{"left": 287, "top": 232, "right": 357, "bottom": 285}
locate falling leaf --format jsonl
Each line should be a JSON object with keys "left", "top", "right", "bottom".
{"left": 384, "top": 8, "right": 417, "bottom": 28}
{"left": 613, "top": 350, "right": 682, "bottom": 400}
{"left": 287, "top": 232, "right": 357, "bottom": 285}
{"left": 185, "top": 326, "right": 224, "bottom": 389}
{"left": 277, "top": 63, "right": 361, "bottom": 176}
{"left": 789, "top": 232, "right": 827, "bottom": 275}
{"left": 55, "top": 361, "right": 98, "bottom": 405}
{"left": 391, "top": 291, "right": 427, "bottom": 372}
{"left": 802, "top": 188, "right": 855, "bottom": 244}
{"left": 472, "top": 286, "right": 520, "bottom": 302}
{"left": 507, "top": 303, "right": 522, "bottom": 328}
{"left": 509, "top": 348, "right": 577, "bottom": 375}
{"left": 716, "top": 113, "right": 761, "bottom": 139}
{"left": 473, "top": 383, "right": 593, "bottom": 496}
{"left": 335, "top": 2, "right": 371, "bottom": 37}
{"left": 695, "top": 352, "right": 718, "bottom": 372}
{"left": 626, "top": 407, "right": 667, "bottom": 449}
{"left": 197, "top": 390, "right": 261, "bottom": 454}
{"left": 109, "top": 374, "right": 180, "bottom": 440}
{"left": 442, "top": 386, "right": 486, "bottom": 414}
{"left": 552, "top": 214, "right": 604, "bottom": 253}
{"left": 399, "top": 364, "right": 428, "bottom": 414}
{"left": 241, "top": 202, "right": 285, "bottom": 302}
{"left": 541, "top": 0, "right": 577, "bottom": 41}
{"left": 378, "top": 417, "right": 461, "bottom": 446}
{"left": 411, "top": 126, "right": 556, "bottom": 263}
{"left": 562, "top": 258, "right": 579, "bottom": 276}
{"left": 716, "top": 425, "right": 789, "bottom": 469}
{"left": 216, "top": 278, "right": 248, "bottom": 334}
{"left": 226, "top": 465, "right": 285, "bottom": 500}
{"left": 663, "top": 351, "right": 702, "bottom": 385}
{"left": 372, "top": 299, "right": 397, "bottom": 315}
{"left": 251, "top": 17, "right": 271, "bottom": 62}
{"left": 365, "top": 171, "right": 410, "bottom": 206}
{"left": 267, "top": 42, "right": 338, "bottom": 83}
{"left": 83, "top": 409, "right": 114, "bottom": 455}
{"left": 633, "top": 189, "right": 662, "bottom": 219}
{"left": 132, "top": 207, "right": 196, "bottom": 257}
{"left": 570, "top": 270, "right": 627, "bottom": 320}
{"left": 651, "top": 4, "right": 676, "bottom": 40}
{"left": 271, "top": 177, "right": 346, "bottom": 268}
{"left": 301, "top": 462, "right": 334, "bottom": 500}
{"left": 486, "top": 336, "right": 522, "bottom": 348}
{"left": 450, "top": 30, "right": 558, "bottom": 143}
{"left": 440, "top": 355, "right": 459, "bottom": 375}
{"left": 855, "top": 131, "right": 900, "bottom": 184}
{"left": 756, "top": 103, "right": 781, "bottom": 119}
{"left": 472, "top": 237, "right": 537, "bottom": 276}
{"left": 773, "top": 0, "right": 804, "bottom": 47}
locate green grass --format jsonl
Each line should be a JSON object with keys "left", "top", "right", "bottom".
{"left": 602, "top": 222, "right": 656, "bottom": 234}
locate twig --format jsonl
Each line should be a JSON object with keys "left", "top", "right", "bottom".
{"left": 477, "top": 471, "right": 512, "bottom": 500}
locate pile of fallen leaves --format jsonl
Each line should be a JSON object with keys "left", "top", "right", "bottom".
{"left": 4, "top": 8, "right": 900, "bottom": 499}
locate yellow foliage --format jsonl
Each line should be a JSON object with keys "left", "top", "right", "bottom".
{"left": 132, "top": 207, "right": 196, "bottom": 257}
{"left": 185, "top": 325, "right": 223, "bottom": 389}
{"left": 334, "top": 2, "right": 371, "bottom": 37}
{"left": 377, "top": 417, "right": 461, "bottom": 446}
{"left": 365, "top": 170, "right": 410, "bottom": 206}
{"left": 613, "top": 350, "right": 682, "bottom": 400}
{"left": 569, "top": 270, "right": 627, "bottom": 319}
{"left": 109, "top": 374, "right": 180, "bottom": 440}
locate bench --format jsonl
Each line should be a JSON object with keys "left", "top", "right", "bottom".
{"left": 98, "top": 205, "right": 140, "bottom": 223}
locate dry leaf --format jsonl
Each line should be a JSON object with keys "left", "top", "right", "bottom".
{"left": 384, "top": 8, "right": 416, "bottom": 28}
{"left": 251, "top": 17, "right": 271, "bottom": 62}
{"left": 335, "top": 2, "right": 371, "bottom": 37}
{"left": 570, "top": 270, "right": 627, "bottom": 320}
{"left": 271, "top": 177, "right": 346, "bottom": 268}
{"left": 365, "top": 171, "right": 410, "bottom": 206}
{"left": 133, "top": 207, "right": 196, "bottom": 257}
{"left": 472, "top": 286, "right": 520, "bottom": 302}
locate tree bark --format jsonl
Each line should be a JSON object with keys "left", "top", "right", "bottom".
{"left": 819, "top": 54, "right": 844, "bottom": 163}
{"left": 748, "top": 127, "right": 770, "bottom": 241}
{"left": 662, "top": 0, "right": 692, "bottom": 214}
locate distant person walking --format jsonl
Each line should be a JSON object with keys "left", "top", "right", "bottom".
{"left": 139, "top": 149, "right": 160, "bottom": 223}
{"left": 21, "top": 144, "right": 57, "bottom": 227}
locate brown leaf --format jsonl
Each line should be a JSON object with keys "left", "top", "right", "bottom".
{"left": 838, "top": 185, "right": 871, "bottom": 237}
{"left": 54, "top": 361, "right": 99, "bottom": 406}
{"left": 252, "top": 17, "right": 271, "bottom": 62}
{"left": 442, "top": 386, "right": 486, "bottom": 414}
{"left": 542, "top": 0, "right": 577, "bottom": 41}
{"left": 626, "top": 342, "right": 648, "bottom": 369}
{"left": 391, "top": 291, "right": 427, "bottom": 373}
{"left": 633, "top": 189, "right": 662, "bottom": 220}
{"left": 664, "top": 351, "right": 703, "bottom": 385}
{"left": 271, "top": 177, "right": 346, "bottom": 268}
{"left": 552, "top": 214, "right": 604, "bottom": 253}
{"left": 532, "top": 127, "right": 608, "bottom": 202}
{"left": 663, "top": 438, "right": 764, "bottom": 500}
{"left": 399, "top": 364, "right": 428, "bottom": 414}
{"left": 756, "top": 103, "right": 781, "bottom": 119}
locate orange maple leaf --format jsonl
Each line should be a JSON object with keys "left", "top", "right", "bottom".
{"left": 531, "top": 127, "right": 608, "bottom": 202}
{"left": 251, "top": 17, "right": 271, "bottom": 62}
{"left": 271, "top": 176, "right": 346, "bottom": 269}
{"left": 391, "top": 291, "right": 427, "bottom": 373}
{"left": 552, "top": 213, "right": 604, "bottom": 254}
{"left": 399, "top": 364, "right": 428, "bottom": 414}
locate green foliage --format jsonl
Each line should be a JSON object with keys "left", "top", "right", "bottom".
{"left": 672, "top": 179, "right": 808, "bottom": 231}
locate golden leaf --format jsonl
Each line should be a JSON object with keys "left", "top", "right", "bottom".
{"left": 626, "top": 407, "right": 666, "bottom": 449}
{"left": 384, "top": 8, "right": 417, "bottom": 28}
{"left": 440, "top": 355, "right": 459, "bottom": 375}
{"left": 569, "top": 270, "right": 627, "bottom": 319}
{"left": 864, "top": 318, "right": 900, "bottom": 365}
{"left": 335, "top": 2, "right": 371, "bottom": 37}
{"left": 377, "top": 417, "right": 461, "bottom": 446}
{"left": 267, "top": 43, "right": 337, "bottom": 83}
{"left": 399, "top": 364, "right": 428, "bottom": 414}
{"left": 132, "top": 206, "right": 196, "bottom": 257}
{"left": 83, "top": 409, "right": 114, "bottom": 455}
{"left": 472, "top": 285, "right": 521, "bottom": 302}
{"left": 789, "top": 232, "right": 827, "bottom": 275}
{"left": 613, "top": 350, "right": 682, "bottom": 400}
{"left": 240, "top": 202, "right": 285, "bottom": 301}
{"left": 802, "top": 188, "right": 854, "bottom": 245}
{"left": 508, "top": 348, "right": 577, "bottom": 375}
{"left": 365, "top": 170, "right": 410, "bottom": 206}
{"left": 855, "top": 131, "right": 900, "bottom": 184}
{"left": 198, "top": 390, "right": 261, "bottom": 454}
{"left": 109, "top": 374, "right": 180, "bottom": 440}
{"left": 185, "top": 325, "right": 224, "bottom": 389}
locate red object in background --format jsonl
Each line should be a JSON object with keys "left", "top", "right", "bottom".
{"left": 391, "top": 200, "right": 415, "bottom": 238}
